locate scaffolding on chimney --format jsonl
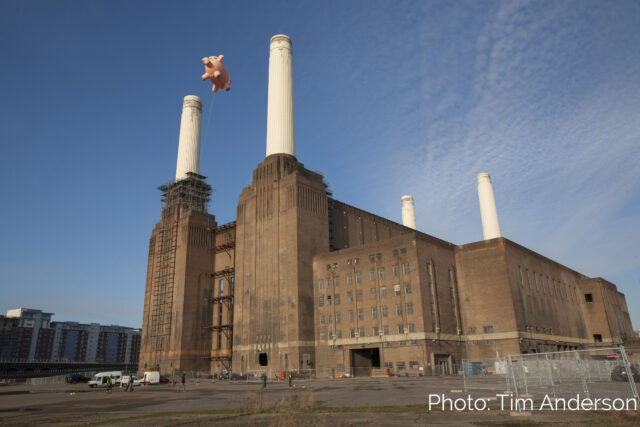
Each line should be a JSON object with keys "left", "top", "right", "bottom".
{"left": 149, "top": 172, "right": 213, "bottom": 357}
{"left": 158, "top": 172, "right": 212, "bottom": 215}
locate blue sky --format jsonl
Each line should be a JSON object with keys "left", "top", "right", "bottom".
{"left": 1, "top": 0, "right": 639, "bottom": 329}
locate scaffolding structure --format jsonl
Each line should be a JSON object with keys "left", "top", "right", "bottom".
{"left": 149, "top": 173, "right": 213, "bottom": 358}
{"left": 205, "top": 226, "right": 236, "bottom": 371}
{"left": 158, "top": 172, "right": 212, "bottom": 214}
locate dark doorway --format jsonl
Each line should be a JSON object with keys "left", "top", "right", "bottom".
{"left": 350, "top": 348, "right": 380, "bottom": 377}
{"left": 258, "top": 353, "right": 268, "bottom": 366}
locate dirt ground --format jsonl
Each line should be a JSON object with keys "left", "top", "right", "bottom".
{"left": 0, "top": 377, "right": 638, "bottom": 426}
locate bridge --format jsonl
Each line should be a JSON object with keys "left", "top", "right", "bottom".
{"left": 0, "top": 359, "right": 138, "bottom": 379}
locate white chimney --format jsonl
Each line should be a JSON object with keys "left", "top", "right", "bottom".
{"left": 265, "top": 34, "right": 295, "bottom": 157}
{"left": 477, "top": 173, "right": 502, "bottom": 240}
{"left": 401, "top": 195, "right": 417, "bottom": 229}
{"left": 175, "top": 95, "right": 202, "bottom": 180}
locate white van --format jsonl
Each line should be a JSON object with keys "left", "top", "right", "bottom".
{"left": 142, "top": 371, "right": 160, "bottom": 384}
{"left": 88, "top": 371, "right": 122, "bottom": 388}
{"left": 121, "top": 375, "right": 142, "bottom": 387}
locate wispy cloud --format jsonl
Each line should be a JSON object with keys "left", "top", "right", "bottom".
{"left": 340, "top": 1, "right": 640, "bottom": 321}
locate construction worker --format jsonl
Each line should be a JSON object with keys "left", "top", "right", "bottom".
{"left": 288, "top": 372, "right": 292, "bottom": 387}
{"left": 106, "top": 375, "right": 112, "bottom": 393}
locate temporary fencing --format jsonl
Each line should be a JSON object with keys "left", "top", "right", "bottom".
{"left": 462, "top": 346, "right": 640, "bottom": 403}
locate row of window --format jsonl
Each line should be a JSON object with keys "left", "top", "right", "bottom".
{"left": 465, "top": 326, "right": 494, "bottom": 334}
{"left": 318, "top": 284, "right": 412, "bottom": 306}
{"left": 319, "top": 303, "right": 415, "bottom": 324}
{"left": 324, "top": 249, "right": 408, "bottom": 271}
{"left": 318, "top": 323, "right": 417, "bottom": 340}
{"left": 518, "top": 267, "right": 580, "bottom": 304}
{"left": 319, "top": 264, "right": 411, "bottom": 290}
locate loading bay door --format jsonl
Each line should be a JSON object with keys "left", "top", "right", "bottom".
{"left": 350, "top": 348, "right": 380, "bottom": 377}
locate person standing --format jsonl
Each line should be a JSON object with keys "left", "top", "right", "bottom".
{"left": 106, "top": 375, "right": 112, "bottom": 393}
{"left": 288, "top": 373, "right": 292, "bottom": 387}
{"left": 262, "top": 372, "right": 267, "bottom": 389}
{"left": 178, "top": 373, "right": 186, "bottom": 392}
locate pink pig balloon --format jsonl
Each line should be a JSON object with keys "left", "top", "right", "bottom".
{"left": 201, "top": 55, "right": 231, "bottom": 93}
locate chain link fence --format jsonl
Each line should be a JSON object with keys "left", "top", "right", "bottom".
{"left": 462, "top": 346, "right": 640, "bottom": 403}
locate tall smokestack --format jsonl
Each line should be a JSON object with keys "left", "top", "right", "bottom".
{"left": 477, "top": 173, "right": 502, "bottom": 240}
{"left": 175, "top": 95, "right": 202, "bottom": 180}
{"left": 401, "top": 195, "right": 417, "bottom": 229}
{"left": 265, "top": 34, "right": 295, "bottom": 157}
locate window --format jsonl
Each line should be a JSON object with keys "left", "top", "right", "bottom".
{"left": 328, "top": 314, "right": 332, "bottom": 324}
{"left": 334, "top": 276, "right": 340, "bottom": 287}
{"left": 484, "top": 325, "right": 494, "bottom": 334}
{"left": 336, "top": 312, "right": 341, "bottom": 323}
{"left": 358, "top": 327, "right": 365, "bottom": 337}
{"left": 350, "top": 329, "right": 356, "bottom": 338}
{"left": 406, "top": 302, "right": 413, "bottom": 314}
{"left": 585, "top": 293, "right": 593, "bottom": 303}
{"left": 354, "top": 258, "right": 359, "bottom": 264}
{"left": 369, "top": 270, "right": 375, "bottom": 280}
{"left": 347, "top": 273, "right": 353, "bottom": 284}
{"left": 533, "top": 272, "right": 539, "bottom": 291}
{"left": 383, "top": 325, "right": 389, "bottom": 335}
{"left": 320, "top": 314, "right": 325, "bottom": 325}
{"left": 410, "top": 340, "right": 417, "bottom": 345}
{"left": 378, "top": 268, "right": 385, "bottom": 278}
{"left": 357, "top": 289, "right": 363, "bottom": 301}
{"left": 347, "top": 291, "right": 353, "bottom": 302}
{"left": 358, "top": 309, "right": 364, "bottom": 321}
{"left": 409, "top": 361, "right": 419, "bottom": 369}
{"left": 335, "top": 294, "right": 341, "bottom": 305}
{"left": 369, "top": 254, "right": 375, "bottom": 261}
{"left": 370, "top": 287, "right": 376, "bottom": 298}
{"left": 337, "top": 363, "right": 344, "bottom": 371}
{"left": 395, "top": 304, "right": 402, "bottom": 315}
{"left": 348, "top": 310, "right": 354, "bottom": 321}
{"left": 380, "top": 287, "right": 387, "bottom": 297}
{"left": 397, "top": 324, "right": 404, "bottom": 334}
{"left": 394, "top": 284, "right": 401, "bottom": 296}
{"left": 519, "top": 266, "right": 524, "bottom": 287}
{"left": 327, "top": 295, "right": 332, "bottom": 305}
{"left": 318, "top": 279, "right": 324, "bottom": 289}
{"left": 393, "top": 249, "right": 399, "bottom": 256}
{"left": 399, "top": 340, "right": 406, "bottom": 346}
{"left": 319, "top": 296, "right": 324, "bottom": 307}
{"left": 381, "top": 306, "right": 388, "bottom": 317}
{"left": 400, "top": 247, "right": 407, "bottom": 254}
{"left": 404, "top": 282, "right": 411, "bottom": 294}
{"left": 402, "top": 263, "right": 410, "bottom": 274}
{"left": 526, "top": 268, "right": 531, "bottom": 289}
{"left": 376, "top": 253, "right": 382, "bottom": 260}
{"left": 371, "top": 307, "right": 378, "bottom": 319}
{"left": 593, "top": 334, "right": 602, "bottom": 342}
{"left": 320, "top": 333, "right": 326, "bottom": 340}
{"left": 337, "top": 330, "right": 342, "bottom": 338}
{"left": 326, "top": 278, "right": 331, "bottom": 288}
{"left": 393, "top": 265, "right": 399, "bottom": 276}
{"left": 408, "top": 323, "right": 415, "bottom": 333}
{"left": 373, "top": 326, "right": 379, "bottom": 336}
{"left": 356, "top": 271, "right": 362, "bottom": 283}
{"left": 384, "top": 361, "right": 393, "bottom": 369}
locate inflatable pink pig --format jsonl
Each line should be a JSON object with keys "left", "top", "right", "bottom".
{"left": 202, "top": 55, "right": 231, "bottom": 93}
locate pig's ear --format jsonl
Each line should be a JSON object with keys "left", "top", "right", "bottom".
{"left": 202, "top": 57, "right": 209, "bottom": 63}
{"left": 218, "top": 55, "right": 224, "bottom": 61}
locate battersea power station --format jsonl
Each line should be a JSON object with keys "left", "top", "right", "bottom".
{"left": 139, "top": 35, "right": 637, "bottom": 377}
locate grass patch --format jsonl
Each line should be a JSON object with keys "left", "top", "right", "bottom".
{"left": 74, "top": 408, "right": 238, "bottom": 426}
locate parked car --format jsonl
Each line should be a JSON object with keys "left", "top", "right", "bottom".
{"left": 65, "top": 373, "right": 89, "bottom": 384}
{"left": 610, "top": 365, "right": 640, "bottom": 382}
